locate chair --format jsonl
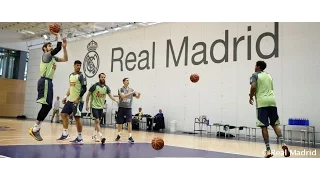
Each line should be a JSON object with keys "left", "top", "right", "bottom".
{"left": 153, "top": 117, "right": 165, "bottom": 131}
{"left": 81, "top": 112, "right": 92, "bottom": 126}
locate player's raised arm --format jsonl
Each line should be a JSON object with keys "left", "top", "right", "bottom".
{"left": 50, "top": 33, "right": 62, "bottom": 56}
{"left": 56, "top": 38, "right": 68, "bottom": 62}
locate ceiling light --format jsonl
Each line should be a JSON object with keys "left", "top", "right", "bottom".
{"left": 86, "top": 30, "right": 109, "bottom": 38}
{"left": 148, "top": 22, "right": 161, "bottom": 25}
{"left": 124, "top": 24, "right": 133, "bottom": 28}
{"left": 137, "top": 23, "right": 148, "bottom": 26}
{"left": 22, "top": 30, "right": 35, "bottom": 34}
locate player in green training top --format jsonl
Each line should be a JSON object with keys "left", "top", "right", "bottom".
{"left": 85, "top": 73, "right": 118, "bottom": 144}
{"left": 249, "top": 60, "right": 290, "bottom": 158}
{"left": 29, "top": 31, "right": 68, "bottom": 142}
{"left": 57, "top": 60, "right": 87, "bottom": 144}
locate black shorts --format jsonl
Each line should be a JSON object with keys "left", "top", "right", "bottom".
{"left": 36, "top": 77, "right": 53, "bottom": 105}
{"left": 61, "top": 101, "right": 84, "bottom": 117}
{"left": 256, "top": 106, "right": 280, "bottom": 127}
{"left": 116, "top": 107, "right": 132, "bottom": 124}
{"left": 91, "top": 108, "right": 103, "bottom": 120}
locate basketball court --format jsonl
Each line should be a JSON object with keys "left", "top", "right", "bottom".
{"left": 0, "top": 22, "right": 320, "bottom": 158}
{"left": 0, "top": 118, "right": 318, "bottom": 158}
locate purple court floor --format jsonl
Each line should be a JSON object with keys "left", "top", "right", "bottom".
{"left": 0, "top": 143, "right": 257, "bottom": 158}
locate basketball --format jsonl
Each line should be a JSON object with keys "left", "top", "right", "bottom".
{"left": 49, "top": 23, "right": 60, "bottom": 33}
{"left": 151, "top": 137, "right": 164, "bottom": 150}
{"left": 190, "top": 73, "right": 199, "bottom": 83}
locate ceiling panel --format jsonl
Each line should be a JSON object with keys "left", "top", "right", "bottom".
{"left": 0, "top": 22, "right": 162, "bottom": 49}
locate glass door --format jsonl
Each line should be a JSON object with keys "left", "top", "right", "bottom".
{"left": 0, "top": 52, "right": 8, "bottom": 78}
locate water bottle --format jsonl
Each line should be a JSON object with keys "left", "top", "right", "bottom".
{"left": 292, "top": 118, "right": 296, "bottom": 125}
{"left": 303, "top": 118, "right": 307, "bottom": 126}
{"left": 288, "top": 118, "right": 292, "bottom": 125}
{"left": 207, "top": 119, "right": 210, "bottom": 125}
{"left": 306, "top": 119, "right": 310, "bottom": 126}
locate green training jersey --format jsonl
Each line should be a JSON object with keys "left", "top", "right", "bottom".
{"left": 250, "top": 71, "right": 276, "bottom": 108}
{"left": 40, "top": 52, "right": 58, "bottom": 79}
{"left": 68, "top": 72, "right": 87, "bottom": 102}
{"left": 89, "top": 82, "right": 111, "bottom": 109}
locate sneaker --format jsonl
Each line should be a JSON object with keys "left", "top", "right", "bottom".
{"left": 92, "top": 135, "right": 100, "bottom": 142}
{"left": 115, "top": 135, "right": 121, "bottom": 141}
{"left": 96, "top": 137, "right": 102, "bottom": 142}
{"left": 282, "top": 144, "right": 290, "bottom": 157}
{"left": 101, "top": 137, "right": 106, "bottom": 145}
{"left": 128, "top": 137, "right": 134, "bottom": 143}
{"left": 70, "top": 137, "right": 84, "bottom": 145}
{"left": 56, "top": 134, "right": 70, "bottom": 141}
{"left": 264, "top": 150, "right": 273, "bottom": 158}
{"left": 28, "top": 127, "right": 43, "bottom": 141}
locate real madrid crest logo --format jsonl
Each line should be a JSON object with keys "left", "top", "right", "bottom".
{"left": 83, "top": 40, "right": 100, "bottom": 78}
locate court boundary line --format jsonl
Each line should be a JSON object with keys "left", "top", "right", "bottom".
{"left": 0, "top": 155, "right": 10, "bottom": 158}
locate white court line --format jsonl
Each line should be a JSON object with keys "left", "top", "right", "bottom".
{"left": 0, "top": 155, "right": 10, "bottom": 158}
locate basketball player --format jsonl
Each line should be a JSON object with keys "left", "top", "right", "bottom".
{"left": 29, "top": 31, "right": 68, "bottom": 141}
{"left": 115, "top": 78, "right": 141, "bottom": 143}
{"left": 85, "top": 73, "right": 118, "bottom": 143}
{"left": 249, "top": 61, "right": 290, "bottom": 158}
{"left": 57, "top": 60, "right": 87, "bottom": 144}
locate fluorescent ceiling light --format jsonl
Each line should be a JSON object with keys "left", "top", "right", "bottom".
{"left": 22, "top": 30, "right": 35, "bottom": 34}
{"left": 124, "top": 24, "right": 133, "bottom": 28}
{"left": 94, "top": 30, "right": 109, "bottom": 35}
{"left": 113, "top": 27, "right": 121, "bottom": 31}
{"left": 137, "top": 23, "right": 148, "bottom": 26}
{"left": 148, "top": 22, "right": 161, "bottom": 25}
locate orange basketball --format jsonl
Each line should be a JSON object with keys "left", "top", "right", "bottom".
{"left": 190, "top": 73, "right": 199, "bottom": 83}
{"left": 151, "top": 137, "right": 164, "bottom": 150}
{"left": 49, "top": 23, "right": 60, "bottom": 33}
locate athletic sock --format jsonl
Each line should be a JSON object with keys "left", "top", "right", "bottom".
{"left": 33, "top": 123, "right": 41, "bottom": 132}
{"left": 78, "top": 133, "right": 82, "bottom": 140}
{"left": 62, "top": 129, "right": 68, "bottom": 136}
{"left": 278, "top": 135, "right": 285, "bottom": 145}
{"left": 118, "top": 132, "right": 121, "bottom": 136}
{"left": 98, "top": 132, "right": 103, "bottom": 138}
{"left": 129, "top": 133, "right": 132, "bottom": 138}
{"left": 264, "top": 139, "right": 271, "bottom": 151}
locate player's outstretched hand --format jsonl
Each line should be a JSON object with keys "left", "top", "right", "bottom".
{"left": 50, "top": 30, "right": 59, "bottom": 36}
{"left": 62, "top": 38, "right": 67, "bottom": 48}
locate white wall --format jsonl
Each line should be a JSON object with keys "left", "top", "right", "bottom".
{"left": 24, "top": 22, "right": 320, "bottom": 139}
